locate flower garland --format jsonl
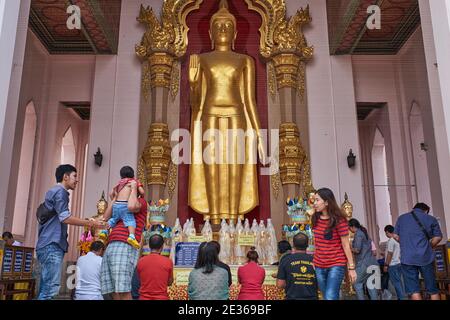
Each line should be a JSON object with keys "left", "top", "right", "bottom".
{"left": 78, "top": 227, "right": 94, "bottom": 256}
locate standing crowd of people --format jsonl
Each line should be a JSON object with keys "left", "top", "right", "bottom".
{"left": 3, "top": 164, "right": 443, "bottom": 300}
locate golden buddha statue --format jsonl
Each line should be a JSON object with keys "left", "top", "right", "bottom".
{"left": 91, "top": 192, "right": 108, "bottom": 238}
{"left": 341, "top": 192, "right": 356, "bottom": 296}
{"left": 341, "top": 192, "right": 353, "bottom": 220}
{"left": 188, "top": 0, "right": 265, "bottom": 225}
{"left": 93, "top": 192, "right": 108, "bottom": 219}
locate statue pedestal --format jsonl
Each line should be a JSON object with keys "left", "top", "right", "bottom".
{"left": 211, "top": 224, "right": 221, "bottom": 233}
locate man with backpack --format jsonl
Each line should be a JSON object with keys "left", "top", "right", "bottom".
{"left": 36, "top": 164, "right": 105, "bottom": 300}
{"left": 394, "top": 203, "right": 443, "bottom": 300}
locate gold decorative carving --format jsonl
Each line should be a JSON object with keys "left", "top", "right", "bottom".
{"left": 141, "top": 123, "right": 172, "bottom": 185}
{"left": 279, "top": 123, "right": 313, "bottom": 193}
{"left": 136, "top": 1, "right": 204, "bottom": 59}
{"left": 137, "top": 156, "right": 147, "bottom": 187}
{"left": 300, "top": 151, "right": 314, "bottom": 195}
{"left": 170, "top": 60, "right": 180, "bottom": 100}
{"left": 297, "top": 61, "right": 306, "bottom": 99}
{"left": 136, "top": 1, "right": 203, "bottom": 97}
{"left": 141, "top": 61, "right": 152, "bottom": 101}
{"left": 272, "top": 53, "right": 301, "bottom": 90}
{"left": 245, "top": 0, "right": 313, "bottom": 93}
{"left": 271, "top": 171, "right": 281, "bottom": 199}
{"left": 167, "top": 161, "right": 178, "bottom": 199}
{"left": 267, "top": 61, "right": 277, "bottom": 99}
{"left": 245, "top": 0, "right": 313, "bottom": 58}
{"left": 148, "top": 52, "right": 174, "bottom": 92}
{"left": 279, "top": 123, "right": 301, "bottom": 185}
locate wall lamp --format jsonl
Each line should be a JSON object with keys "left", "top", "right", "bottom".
{"left": 94, "top": 148, "right": 103, "bottom": 167}
{"left": 347, "top": 149, "right": 356, "bottom": 168}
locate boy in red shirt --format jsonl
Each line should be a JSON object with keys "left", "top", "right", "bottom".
{"left": 137, "top": 234, "right": 173, "bottom": 300}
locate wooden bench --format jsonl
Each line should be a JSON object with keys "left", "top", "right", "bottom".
{"left": 0, "top": 278, "right": 36, "bottom": 300}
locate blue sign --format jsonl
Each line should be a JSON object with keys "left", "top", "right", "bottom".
{"left": 14, "top": 250, "right": 24, "bottom": 273}
{"left": 3, "top": 248, "right": 13, "bottom": 273}
{"left": 175, "top": 242, "right": 201, "bottom": 266}
{"left": 24, "top": 252, "right": 33, "bottom": 273}
{"left": 435, "top": 250, "right": 445, "bottom": 272}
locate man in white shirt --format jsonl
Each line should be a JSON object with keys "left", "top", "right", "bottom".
{"left": 75, "top": 241, "right": 105, "bottom": 300}
{"left": 384, "top": 225, "right": 406, "bottom": 300}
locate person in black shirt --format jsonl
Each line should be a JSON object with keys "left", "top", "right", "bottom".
{"left": 277, "top": 232, "right": 318, "bottom": 300}
{"left": 210, "top": 241, "right": 232, "bottom": 287}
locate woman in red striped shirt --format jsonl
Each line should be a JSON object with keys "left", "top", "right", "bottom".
{"left": 312, "top": 188, "right": 356, "bottom": 300}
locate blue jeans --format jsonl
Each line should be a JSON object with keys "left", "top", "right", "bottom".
{"left": 36, "top": 243, "right": 65, "bottom": 300}
{"left": 402, "top": 262, "right": 439, "bottom": 296}
{"left": 315, "top": 266, "right": 346, "bottom": 300}
{"left": 108, "top": 201, "right": 136, "bottom": 229}
{"left": 388, "top": 264, "right": 406, "bottom": 300}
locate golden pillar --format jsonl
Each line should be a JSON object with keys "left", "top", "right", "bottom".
{"left": 135, "top": 1, "right": 204, "bottom": 205}
{"left": 246, "top": 1, "right": 314, "bottom": 228}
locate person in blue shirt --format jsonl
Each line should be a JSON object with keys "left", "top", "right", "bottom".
{"left": 394, "top": 203, "right": 443, "bottom": 300}
{"left": 36, "top": 164, "right": 105, "bottom": 300}
{"left": 349, "top": 218, "right": 380, "bottom": 300}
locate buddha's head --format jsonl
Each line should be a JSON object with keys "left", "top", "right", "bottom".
{"left": 341, "top": 193, "right": 353, "bottom": 219}
{"left": 97, "top": 192, "right": 107, "bottom": 215}
{"left": 209, "top": 0, "right": 237, "bottom": 50}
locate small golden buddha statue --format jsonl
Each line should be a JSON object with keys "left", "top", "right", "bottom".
{"left": 93, "top": 192, "right": 107, "bottom": 219}
{"left": 188, "top": 0, "right": 266, "bottom": 225}
{"left": 91, "top": 192, "right": 108, "bottom": 238}
{"left": 341, "top": 192, "right": 353, "bottom": 220}
{"left": 341, "top": 192, "right": 356, "bottom": 296}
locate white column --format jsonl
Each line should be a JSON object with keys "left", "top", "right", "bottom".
{"left": 107, "top": 0, "right": 150, "bottom": 186}
{"left": 429, "top": 0, "right": 450, "bottom": 148}
{"left": 0, "top": 0, "right": 31, "bottom": 232}
{"left": 286, "top": 0, "right": 340, "bottom": 195}
{"left": 419, "top": 0, "right": 450, "bottom": 239}
{"left": 330, "top": 56, "right": 366, "bottom": 225}
{"left": 83, "top": 56, "right": 118, "bottom": 217}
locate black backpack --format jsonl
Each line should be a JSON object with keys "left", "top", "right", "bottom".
{"left": 36, "top": 203, "right": 57, "bottom": 225}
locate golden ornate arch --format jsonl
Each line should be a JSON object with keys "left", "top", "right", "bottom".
{"left": 136, "top": 0, "right": 204, "bottom": 58}
{"left": 245, "top": 0, "right": 314, "bottom": 193}
{"left": 136, "top": 0, "right": 204, "bottom": 100}
{"left": 245, "top": 0, "right": 313, "bottom": 59}
{"left": 135, "top": 1, "right": 203, "bottom": 191}
{"left": 135, "top": 0, "right": 314, "bottom": 194}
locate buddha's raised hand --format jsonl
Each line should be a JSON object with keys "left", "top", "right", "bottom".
{"left": 189, "top": 54, "right": 200, "bottom": 84}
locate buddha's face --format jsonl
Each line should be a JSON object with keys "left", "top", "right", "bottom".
{"left": 210, "top": 17, "right": 236, "bottom": 47}
{"left": 97, "top": 201, "right": 106, "bottom": 214}
{"left": 342, "top": 204, "right": 352, "bottom": 217}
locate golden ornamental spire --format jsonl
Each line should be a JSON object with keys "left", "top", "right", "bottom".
{"left": 220, "top": 0, "right": 228, "bottom": 9}
{"left": 136, "top": 0, "right": 204, "bottom": 99}
{"left": 136, "top": 0, "right": 204, "bottom": 59}
{"left": 211, "top": 0, "right": 236, "bottom": 28}
{"left": 245, "top": 0, "right": 313, "bottom": 59}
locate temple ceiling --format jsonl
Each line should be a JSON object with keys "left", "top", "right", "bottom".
{"left": 327, "top": 0, "right": 420, "bottom": 55}
{"left": 29, "top": 0, "right": 122, "bottom": 54}
{"left": 28, "top": 0, "right": 420, "bottom": 55}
